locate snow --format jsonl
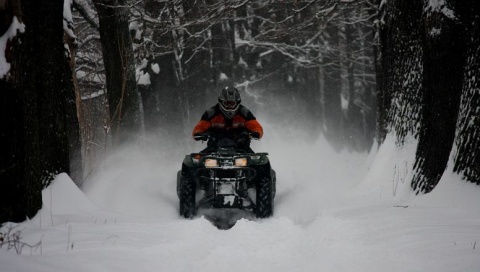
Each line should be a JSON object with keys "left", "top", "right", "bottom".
{"left": 287, "top": 75, "right": 293, "bottom": 83}
{"left": 136, "top": 59, "right": 151, "bottom": 85}
{"left": 81, "top": 90, "right": 105, "bottom": 101}
{"left": 0, "top": 16, "right": 25, "bottom": 79}
{"left": 219, "top": 72, "right": 229, "bottom": 81}
{"left": 137, "top": 72, "right": 151, "bottom": 85}
{"left": 63, "top": 0, "right": 76, "bottom": 39}
{"left": 129, "top": 21, "right": 143, "bottom": 41}
{"left": 151, "top": 63, "right": 160, "bottom": 74}
{"left": 238, "top": 56, "right": 248, "bottom": 69}
{"left": 341, "top": 93, "right": 349, "bottom": 110}
{"left": 429, "top": 27, "right": 442, "bottom": 36}
{"left": 1, "top": 127, "right": 480, "bottom": 271}
{"left": 425, "top": 0, "right": 456, "bottom": 20}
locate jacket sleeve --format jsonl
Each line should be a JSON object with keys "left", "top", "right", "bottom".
{"left": 192, "top": 108, "right": 214, "bottom": 136}
{"left": 245, "top": 119, "right": 263, "bottom": 138}
{"left": 192, "top": 120, "right": 211, "bottom": 136}
{"left": 241, "top": 106, "right": 263, "bottom": 138}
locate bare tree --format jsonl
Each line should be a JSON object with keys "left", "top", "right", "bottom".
{"left": 72, "top": 0, "right": 377, "bottom": 153}
{"left": 92, "top": 0, "right": 142, "bottom": 146}
{"left": 131, "top": 0, "right": 376, "bottom": 150}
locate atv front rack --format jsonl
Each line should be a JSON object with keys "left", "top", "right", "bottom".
{"left": 196, "top": 167, "right": 256, "bottom": 209}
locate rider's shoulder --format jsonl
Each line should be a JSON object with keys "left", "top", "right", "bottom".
{"left": 239, "top": 105, "right": 255, "bottom": 119}
{"left": 202, "top": 105, "right": 221, "bottom": 120}
{"left": 207, "top": 106, "right": 217, "bottom": 117}
{"left": 239, "top": 105, "right": 249, "bottom": 115}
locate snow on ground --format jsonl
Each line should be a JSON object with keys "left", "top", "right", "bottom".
{"left": 1, "top": 128, "right": 480, "bottom": 272}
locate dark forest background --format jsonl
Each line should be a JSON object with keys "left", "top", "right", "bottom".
{"left": 75, "top": 0, "right": 377, "bottom": 153}
{"left": 1, "top": 0, "right": 479, "bottom": 224}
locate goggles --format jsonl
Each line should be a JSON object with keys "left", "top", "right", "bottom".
{"left": 222, "top": 100, "right": 238, "bottom": 109}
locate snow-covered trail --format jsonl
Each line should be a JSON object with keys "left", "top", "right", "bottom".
{"left": 1, "top": 127, "right": 480, "bottom": 272}
{"left": 81, "top": 128, "right": 367, "bottom": 223}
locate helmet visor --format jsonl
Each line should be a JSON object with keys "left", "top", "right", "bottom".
{"left": 222, "top": 100, "right": 238, "bottom": 110}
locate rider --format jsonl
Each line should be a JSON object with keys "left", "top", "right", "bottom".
{"left": 192, "top": 86, "right": 263, "bottom": 153}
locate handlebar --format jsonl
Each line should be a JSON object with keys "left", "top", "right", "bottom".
{"left": 193, "top": 134, "right": 209, "bottom": 141}
{"left": 193, "top": 131, "right": 259, "bottom": 141}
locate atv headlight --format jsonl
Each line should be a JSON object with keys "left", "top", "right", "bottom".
{"left": 204, "top": 158, "right": 219, "bottom": 167}
{"left": 234, "top": 157, "right": 248, "bottom": 167}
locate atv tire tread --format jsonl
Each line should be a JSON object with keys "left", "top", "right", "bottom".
{"left": 255, "top": 177, "right": 274, "bottom": 218}
{"left": 179, "top": 179, "right": 196, "bottom": 219}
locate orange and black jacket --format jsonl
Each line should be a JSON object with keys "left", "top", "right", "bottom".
{"left": 192, "top": 104, "right": 263, "bottom": 139}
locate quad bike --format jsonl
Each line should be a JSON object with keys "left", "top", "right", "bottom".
{"left": 176, "top": 133, "right": 276, "bottom": 220}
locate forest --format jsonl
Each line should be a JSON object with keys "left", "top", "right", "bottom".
{"left": 0, "top": 0, "right": 479, "bottom": 225}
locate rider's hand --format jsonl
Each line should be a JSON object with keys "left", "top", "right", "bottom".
{"left": 250, "top": 131, "right": 260, "bottom": 139}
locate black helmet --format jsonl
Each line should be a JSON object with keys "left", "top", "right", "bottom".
{"left": 218, "top": 86, "right": 241, "bottom": 118}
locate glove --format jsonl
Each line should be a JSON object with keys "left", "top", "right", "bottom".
{"left": 250, "top": 131, "right": 260, "bottom": 139}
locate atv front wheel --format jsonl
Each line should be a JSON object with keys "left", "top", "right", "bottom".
{"left": 255, "top": 177, "right": 274, "bottom": 218}
{"left": 179, "top": 178, "right": 196, "bottom": 219}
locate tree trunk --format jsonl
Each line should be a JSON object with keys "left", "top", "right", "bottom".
{"left": 376, "top": 0, "right": 424, "bottom": 146}
{"left": 343, "top": 10, "right": 366, "bottom": 152}
{"left": 64, "top": 2, "right": 83, "bottom": 185}
{"left": 93, "top": 0, "right": 142, "bottom": 146}
{"left": 354, "top": 11, "right": 377, "bottom": 151}
{"left": 322, "top": 22, "right": 344, "bottom": 151}
{"left": 452, "top": 7, "right": 480, "bottom": 185}
{"left": 411, "top": 2, "right": 465, "bottom": 194}
{"left": 1, "top": 0, "right": 72, "bottom": 223}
